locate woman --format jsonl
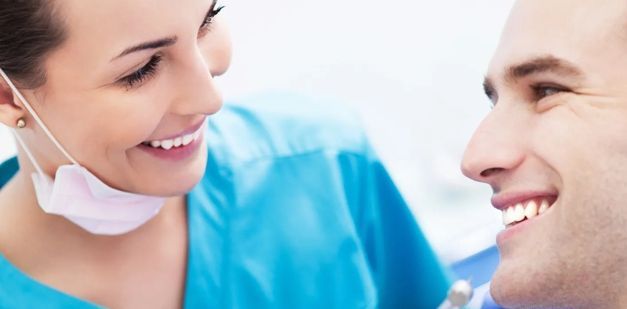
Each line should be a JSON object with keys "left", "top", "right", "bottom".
{"left": 0, "top": 0, "right": 451, "bottom": 307}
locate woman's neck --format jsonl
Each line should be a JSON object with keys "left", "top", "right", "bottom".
{"left": 0, "top": 160, "right": 187, "bottom": 270}
{"left": 0, "top": 167, "right": 189, "bottom": 307}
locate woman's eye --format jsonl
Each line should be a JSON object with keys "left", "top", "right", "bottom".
{"left": 118, "top": 54, "right": 162, "bottom": 90}
{"left": 198, "top": 3, "right": 224, "bottom": 37}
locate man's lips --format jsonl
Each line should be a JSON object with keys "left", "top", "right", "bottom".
{"left": 492, "top": 191, "right": 558, "bottom": 228}
{"left": 491, "top": 191, "right": 558, "bottom": 211}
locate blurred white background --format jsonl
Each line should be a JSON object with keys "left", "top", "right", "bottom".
{"left": 0, "top": 0, "right": 515, "bottom": 262}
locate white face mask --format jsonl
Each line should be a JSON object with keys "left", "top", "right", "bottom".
{"left": 0, "top": 68, "right": 166, "bottom": 236}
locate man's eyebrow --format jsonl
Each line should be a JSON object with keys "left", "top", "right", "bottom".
{"left": 506, "top": 55, "right": 583, "bottom": 82}
{"left": 112, "top": 36, "right": 178, "bottom": 61}
{"left": 481, "top": 56, "right": 584, "bottom": 103}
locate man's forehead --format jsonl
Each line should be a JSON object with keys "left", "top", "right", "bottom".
{"left": 502, "top": 0, "right": 627, "bottom": 46}
{"left": 507, "top": 0, "right": 627, "bottom": 23}
{"left": 487, "top": 0, "right": 627, "bottom": 83}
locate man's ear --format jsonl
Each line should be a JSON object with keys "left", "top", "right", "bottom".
{"left": 0, "top": 77, "right": 26, "bottom": 129}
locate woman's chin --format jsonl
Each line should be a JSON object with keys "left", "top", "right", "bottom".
{"left": 142, "top": 171, "right": 205, "bottom": 197}
{"left": 132, "top": 155, "right": 207, "bottom": 197}
{"left": 127, "top": 140, "right": 208, "bottom": 196}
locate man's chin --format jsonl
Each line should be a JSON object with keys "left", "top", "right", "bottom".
{"left": 489, "top": 262, "right": 547, "bottom": 309}
{"left": 490, "top": 276, "right": 523, "bottom": 308}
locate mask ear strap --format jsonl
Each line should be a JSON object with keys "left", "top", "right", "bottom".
{"left": 0, "top": 68, "right": 79, "bottom": 166}
{"left": 12, "top": 130, "right": 46, "bottom": 176}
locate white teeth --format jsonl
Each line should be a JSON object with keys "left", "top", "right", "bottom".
{"left": 539, "top": 200, "right": 549, "bottom": 214}
{"left": 501, "top": 199, "right": 552, "bottom": 227}
{"left": 144, "top": 123, "right": 204, "bottom": 150}
{"left": 514, "top": 203, "right": 525, "bottom": 222}
{"left": 182, "top": 134, "right": 194, "bottom": 146}
{"left": 173, "top": 137, "right": 183, "bottom": 147}
{"left": 161, "top": 140, "right": 173, "bottom": 150}
{"left": 505, "top": 207, "right": 516, "bottom": 226}
{"left": 525, "top": 200, "right": 538, "bottom": 219}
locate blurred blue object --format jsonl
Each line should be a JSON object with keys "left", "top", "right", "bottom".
{"left": 481, "top": 292, "right": 502, "bottom": 309}
{"left": 451, "top": 245, "right": 504, "bottom": 309}
{"left": 451, "top": 245, "right": 499, "bottom": 287}
{"left": 0, "top": 93, "right": 452, "bottom": 308}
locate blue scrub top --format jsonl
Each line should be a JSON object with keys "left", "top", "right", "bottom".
{"left": 0, "top": 94, "right": 451, "bottom": 308}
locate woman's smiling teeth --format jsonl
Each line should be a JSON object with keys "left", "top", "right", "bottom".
{"left": 142, "top": 128, "right": 202, "bottom": 150}
{"left": 502, "top": 199, "right": 552, "bottom": 227}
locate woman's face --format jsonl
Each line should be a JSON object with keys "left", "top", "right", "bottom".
{"left": 15, "top": 0, "right": 231, "bottom": 196}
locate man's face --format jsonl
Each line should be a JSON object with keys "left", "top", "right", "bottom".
{"left": 462, "top": 0, "right": 627, "bottom": 308}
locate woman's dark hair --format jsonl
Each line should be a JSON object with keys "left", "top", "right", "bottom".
{"left": 0, "top": 0, "right": 66, "bottom": 88}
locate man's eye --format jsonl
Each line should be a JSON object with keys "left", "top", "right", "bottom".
{"left": 485, "top": 90, "right": 497, "bottom": 109}
{"left": 532, "top": 84, "right": 567, "bottom": 100}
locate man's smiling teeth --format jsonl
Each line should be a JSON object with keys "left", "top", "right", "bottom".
{"left": 502, "top": 199, "right": 552, "bottom": 227}
{"left": 144, "top": 129, "right": 201, "bottom": 150}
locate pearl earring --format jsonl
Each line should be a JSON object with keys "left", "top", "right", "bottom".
{"left": 16, "top": 118, "right": 26, "bottom": 129}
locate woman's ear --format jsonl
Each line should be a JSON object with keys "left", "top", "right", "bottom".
{"left": 0, "top": 77, "right": 27, "bottom": 129}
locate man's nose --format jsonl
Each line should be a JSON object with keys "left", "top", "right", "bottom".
{"left": 461, "top": 106, "right": 525, "bottom": 185}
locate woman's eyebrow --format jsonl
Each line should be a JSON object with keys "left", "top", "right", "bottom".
{"left": 110, "top": 0, "right": 218, "bottom": 63}
{"left": 111, "top": 36, "right": 178, "bottom": 62}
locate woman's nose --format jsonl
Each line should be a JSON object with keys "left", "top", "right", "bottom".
{"left": 169, "top": 40, "right": 231, "bottom": 117}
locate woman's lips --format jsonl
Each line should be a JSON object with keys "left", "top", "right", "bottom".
{"left": 137, "top": 121, "right": 205, "bottom": 161}
{"left": 142, "top": 119, "right": 206, "bottom": 148}
{"left": 137, "top": 132, "right": 203, "bottom": 161}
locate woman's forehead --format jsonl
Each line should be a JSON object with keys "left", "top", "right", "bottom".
{"left": 41, "top": 0, "right": 213, "bottom": 82}
{"left": 56, "top": 0, "right": 212, "bottom": 57}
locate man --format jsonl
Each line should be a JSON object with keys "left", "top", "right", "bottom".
{"left": 462, "top": 0, "right": 627, "bottom": 308}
